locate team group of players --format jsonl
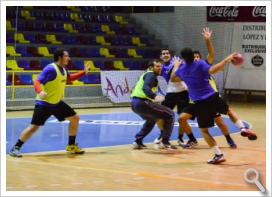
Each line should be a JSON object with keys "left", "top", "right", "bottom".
{"left": 9, "top": 27, "right": 257, "bottom": 164}
{"left": 130, "top": 27, "right": 257, "bottom": 164}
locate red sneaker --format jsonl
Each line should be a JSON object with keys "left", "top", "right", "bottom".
{"left": 241, "top": 129, "right": 257, "bottom": 140}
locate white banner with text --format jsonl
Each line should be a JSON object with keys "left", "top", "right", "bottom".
{"left": 100, "top": 71, "right": 168, "bottom": 103}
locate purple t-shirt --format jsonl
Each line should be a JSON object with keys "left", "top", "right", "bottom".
{"left": 175, "top": 60, "right": 215, "bottom": 101}
{"left": 35, "top": 63, "right": 70, "bottom": 106}
{"left": 160, "top": 61, "right": 173, "bottom": 82}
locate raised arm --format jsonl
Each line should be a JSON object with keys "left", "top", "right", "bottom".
{"left": 202, "top": 27, "right": 214, "bottom": 65}
{"left": 209, "top": 53, "right": 237, "bottom": 75}
{"left": 170, "top": 56, "right": 183, "bottom": 81}
{"left": 67, "top": 61, "right": 90, "bottom": 82}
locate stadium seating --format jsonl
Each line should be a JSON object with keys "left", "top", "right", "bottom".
{"left": 6, "top": 6, "right": 163, "bottom": 87}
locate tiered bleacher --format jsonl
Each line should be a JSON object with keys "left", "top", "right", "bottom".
{"left": 6, "top": 6, "right": 164, "bottom": 109}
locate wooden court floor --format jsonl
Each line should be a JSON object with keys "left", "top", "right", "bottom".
{"left": 6, "top": 102, "right": 266, "bottom": 191}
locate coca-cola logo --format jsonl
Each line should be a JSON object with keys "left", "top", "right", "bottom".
{"left": 252, "top": 6, "right": 266, "bottom": 17}
{"left": 251, "top": 55, "right": 263, "bottom": 67}
{"left": 209, "top": 6, "right": 239, "bottom": 18}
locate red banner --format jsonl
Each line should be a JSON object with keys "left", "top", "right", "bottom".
{"left": 207, "top": 6, "right": 266, "bottom": 22}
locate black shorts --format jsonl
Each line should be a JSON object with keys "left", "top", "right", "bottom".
{"left": 194, "top": 93, "right": 229, "bottom": 128}
{"left": 181, "top": 103, "right": 197, "bottom": 120}
{"left": 162, "top": 91, "right": 189, "bottom": 114}
{"left": 31, "top": 101, "right": 76, "bottom": 126}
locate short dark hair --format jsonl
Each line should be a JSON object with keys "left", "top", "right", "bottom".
{"left": 180, "top": 48, "right": 194, "bottom": 64}
{"left": 193, "top": 50, "right": 202, "bottom": 58}
{"left": 54, "top": 48, "right": 66, "bottom": 61}
{"left": 160, "top": 48, "right": 173, "bottom": 56}
{"left": 148, "top": 59, "right": 163, "bottom": 68}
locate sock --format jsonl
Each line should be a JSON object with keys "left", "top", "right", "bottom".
{"left": 178, "top": 134, "right": 183, "bottom": 141}
{"left": 15, "top": 139, "right": 24, "bottom": 149}
{"left": 187, "top": 133, "right": 197, "bottom": 142}
{"left": 225, "top": 134, "right": 232, "bottom": 141}
{"left": 68, "top": 136, "right": 76, "bottom": 145}
{"left": 235, "top": 120, "right": 245, "bottom": 129}
{"left": 212, "top": 146, "right": 222, "bottom": 155}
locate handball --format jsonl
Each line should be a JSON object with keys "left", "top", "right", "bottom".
{"left": 231, "top": 53, "right": 244, "bottom": 66}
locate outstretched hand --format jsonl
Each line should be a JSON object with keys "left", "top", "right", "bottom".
{"left": 154, "top": 95, "right": 165, "bottom": 103}
{"left": 202, "top": 27, "right": 213, "bottom": 40}
{"left": 39, "top": 91, "right": 48, "bottom": 99}
{"left": 225, "top": 53, "right": 238, "bottom": 64}
{"left": 84, "top": 61, "right": 91, "bottom": 74}
{"left": 172, "top": 56, "right": 183, "bottom": 68}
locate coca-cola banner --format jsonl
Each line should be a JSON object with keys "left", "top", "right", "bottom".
{"left": 100, "top": 71, "right": 168, "bottom": 103}
{"left": 207, "top": 6, "right": 266, "bottom": 22}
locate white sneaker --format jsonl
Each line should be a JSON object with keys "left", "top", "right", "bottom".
{"left": 157, "top": 142, "right": 177, "bottom": 150}
{"left": 207, "top": 154, "right": 226, "bottom": 164}
{"left": 177, "top": 139, "right": 185, "bottom": 146}
{"left": 153, "top": 137, "right": 162, "bottom": 144}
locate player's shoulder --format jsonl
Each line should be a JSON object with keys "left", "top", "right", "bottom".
{"left": 42, "top": 63, "right": 55, "bottom": 73}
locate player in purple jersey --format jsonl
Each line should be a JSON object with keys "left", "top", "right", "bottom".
{"left": 179, "top": 27, "right": 237, "bottom": 149}
{"left": 153, "top": 48, "right": 198, "bottom": 147}
{"left": 173, "top": 46, "right": 257, "bottom": 164}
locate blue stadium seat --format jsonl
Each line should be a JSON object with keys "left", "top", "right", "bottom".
{"left": 73, "top": 60, "right": 84, "bottom": 70}
{"left": 6, "top": 33, "right": 14, "bottom": 43}
{"left": 79, "top": 74, "right": 100, "bottom": 84}
{"left": 124, "top": 60, "right": 134, "bottom": 70}
{"left": 94, "top": 60, "right": 105, "bottom": 70}
{"left": 16, "top": 46, "right": 31, "bottom": 57}
{"left": 24, "top": 34, "right": 36, "bottom": 43}
{"left": 86, "top": 48, "right": 101, "bottom": 58}
{"left": 41, "top": 60, "right": 51, "bottom": 69}
{"left": 19, "top": 74, "right": 33, "bottom": 85}
{"left": 17, "top": 60, "right": 30, "bottom": 70}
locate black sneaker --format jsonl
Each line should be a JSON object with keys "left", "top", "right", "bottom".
{"left": 9, "top": 146, "right": 22, "bottom": 158}
{"left": 181, "top": 140, "right": 198, "bottom": 149}
{"left": 227, "top": 138, "right": 237, "bottom": 149}
{"left": 207, "top": 154, "right": 226, "bottom": 164}
{"left": 132, "top": 141, "right": 147, "bottom": 149}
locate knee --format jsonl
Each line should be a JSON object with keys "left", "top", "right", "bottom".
{"left": 29, "top": 125, "right": 40, "bottom": 133}
{"left": 70, "top": 114, "right": 79, "bottom": 123}
{"left": 179, "top": 115, "right": 188, "bottom": 124}
{"left": 215, "top": 118, "right": 225, "bottom": 128}
{"left": 163, "top": 111, "right": 175, "bottom": 122}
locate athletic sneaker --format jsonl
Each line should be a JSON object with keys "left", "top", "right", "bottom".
{"left": 153, "top": 136, "right": 162, "bottom": 144}
{"left": 177, "top": 138, "right": 185, "bottom": 146}
{"left": 181, "top": 140, "right": 198, "bottom": 149}
{"left": 240, "top": 128, "right": 257, "bottom": 140}
{"left": 9, "top": 146, "right": 22, "bottom": 157}
{"left": 132, "top": 141, "right": 147, "bottom": 149}
{"left": 66, "top": 143, "right": 85, "bottom": 154}
{"left": 207, "top": 154, "right": 226, "bottom": 164}
{"left": 157, "top": 142, "right": 177, "bottom": 150}
{"left": 227, "top": 138, "right": 237, "bottom": 149}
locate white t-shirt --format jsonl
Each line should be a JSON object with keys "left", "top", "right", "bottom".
{"left": 166, "top": 81, "right": 188, "bottom": 93}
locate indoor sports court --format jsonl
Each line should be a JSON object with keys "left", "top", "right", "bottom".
{"left": 6, "top": 105, "right": 266, "bottom": 191}
{"left": 2, "top": 2, "right": 270, "bottom": 194}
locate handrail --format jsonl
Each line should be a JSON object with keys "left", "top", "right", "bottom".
{"left": 6, "top": 70, "right": 101, "bottom": 100}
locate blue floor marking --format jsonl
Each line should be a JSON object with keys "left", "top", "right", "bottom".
{"left": 6, "top": 112, "right": 248, "bottom": 154}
